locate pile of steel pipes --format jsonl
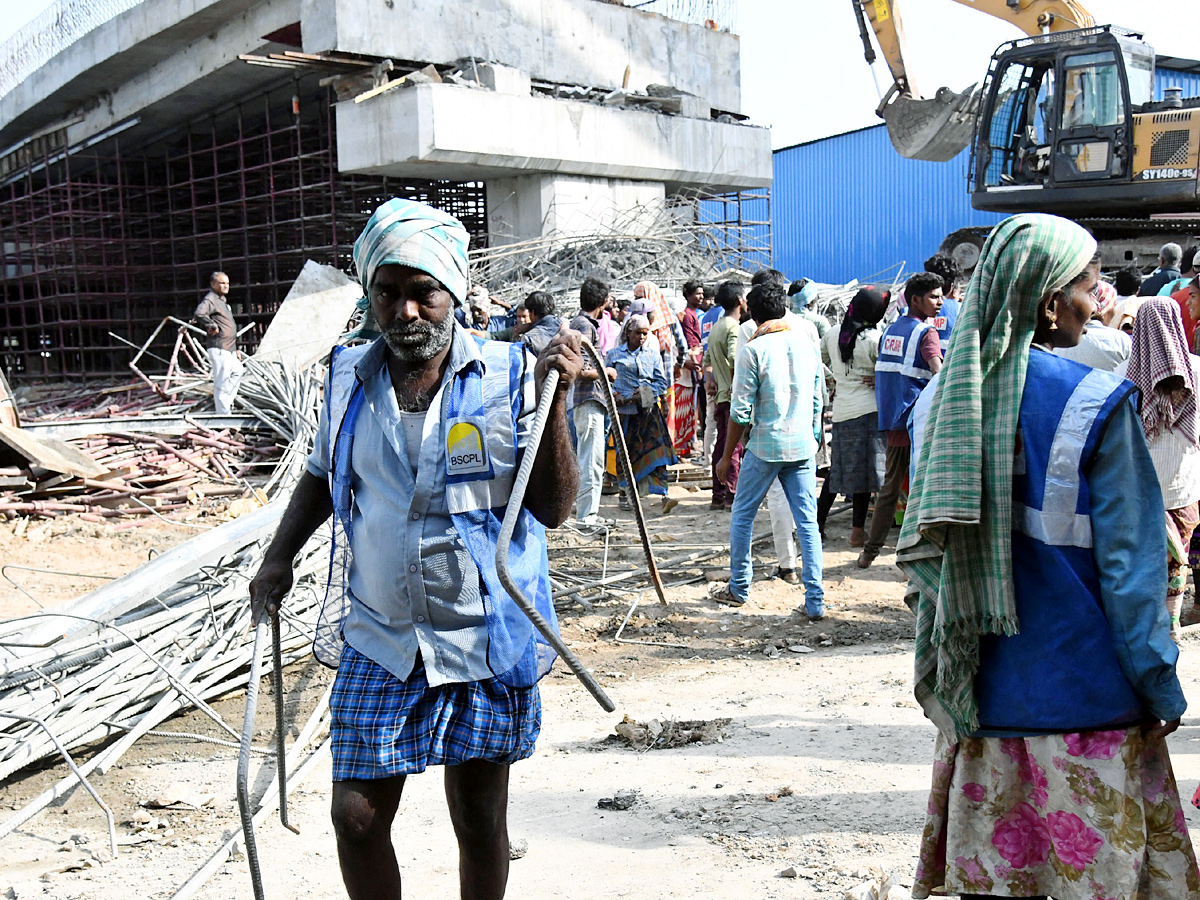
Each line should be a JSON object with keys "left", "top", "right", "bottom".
{"left": 0, "top": 356, "right": 320, "bottom": 524}
{"left": 0, "top": 426, "right": 281, "bottom": 522}
{"left": 0, "top": 504, "right": 331, "bottom": 843}
{"left": 15, "top": 380, "right": 206, "bottom": 423}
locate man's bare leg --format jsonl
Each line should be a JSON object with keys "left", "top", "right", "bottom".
{"left": 445, "top": 760, "right": 510, "bottom": 900}
{"left": 332, "top": 776, "right": 406, "bottom": 900}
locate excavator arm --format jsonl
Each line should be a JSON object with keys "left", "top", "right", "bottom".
{"left": 851, "top": 0, "right": 1096, "bottom": 161}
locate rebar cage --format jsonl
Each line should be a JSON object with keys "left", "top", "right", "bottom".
{"left": 0, "top": 81, "right": 488, "bottom": 380}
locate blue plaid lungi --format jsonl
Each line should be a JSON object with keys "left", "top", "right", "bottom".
{"left": 330, "top": 644, "right": 542, "bottom": 781}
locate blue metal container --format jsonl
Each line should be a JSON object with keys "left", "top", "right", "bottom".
{"left": 1156, "top": 62, "right": 1200, "bottom": 101}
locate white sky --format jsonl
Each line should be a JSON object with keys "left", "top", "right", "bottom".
{"left": 0, "top": 0, "right": 1192, "bottom": 149}
{"left": 735, "top": 0, "right": 1194, "bottom": 149}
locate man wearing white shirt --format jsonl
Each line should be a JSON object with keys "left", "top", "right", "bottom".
{"left": 1053, "top": 312, "right": 1130, "bottom": 372}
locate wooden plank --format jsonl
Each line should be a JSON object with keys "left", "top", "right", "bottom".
{"left": 282, "top": 50, "right": 375, "bottom": 67}
{"left": 0, "top": 424, "right": 108, "bottom": 479}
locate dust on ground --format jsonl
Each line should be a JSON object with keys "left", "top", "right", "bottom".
{"left": 5, "top": 483, "right": 1200, "bottom": 900}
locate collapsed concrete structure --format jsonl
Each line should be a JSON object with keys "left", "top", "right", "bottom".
{"left": 0, "top": 0, "right": 771, "bottom": 377}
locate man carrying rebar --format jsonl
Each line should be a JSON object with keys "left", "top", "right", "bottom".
{"left": 248, "top": 197, "right": 583, "bottom": 900}
{"left": 193, "top": 271, "right": 244, "bottom": 414}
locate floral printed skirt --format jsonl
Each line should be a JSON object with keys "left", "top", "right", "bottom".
{"left": 913, "top": 728, "right": 1200, "bottom": 899}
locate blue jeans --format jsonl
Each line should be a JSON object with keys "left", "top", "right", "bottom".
{"left": 729, "top": 451, "right": 824, "bottom": 614}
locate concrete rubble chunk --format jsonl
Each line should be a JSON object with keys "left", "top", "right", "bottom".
{"left": 253, "top": 260, "right": 363, "bottom": 372}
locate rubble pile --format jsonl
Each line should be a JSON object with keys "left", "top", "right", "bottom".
{"left": 0, "top": 425, "right": 280, "bottom": 524}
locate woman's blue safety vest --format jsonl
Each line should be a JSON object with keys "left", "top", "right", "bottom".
{"left": 315, "top": 338, "right": 557, "bottom": 688}
{"left": 914, "top": 348, "right": 1145, "bottom": 734}
{"left": 875, "top": 315, "right": 936, "bottom": 432}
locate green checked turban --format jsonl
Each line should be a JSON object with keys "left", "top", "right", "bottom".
{"left": 353, "top": 198, "right": 471, "bottom": 303}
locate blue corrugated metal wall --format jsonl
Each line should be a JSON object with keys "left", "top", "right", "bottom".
{"left": 1157, "top": 68, "right": 1200, "bottom": 101}
{"left": 772, "top": 126, "right": 1004, "bottom": 284}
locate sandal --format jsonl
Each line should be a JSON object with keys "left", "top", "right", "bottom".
{"left": 708, "top": 583, "right": 745, "bottom": 607}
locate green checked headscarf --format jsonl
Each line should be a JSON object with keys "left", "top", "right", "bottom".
{"left": 897, "top": 213, "right": 1096, "bottom": 742}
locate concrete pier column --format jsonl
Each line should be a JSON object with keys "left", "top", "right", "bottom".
{"left": 484, "top": 175, "right": 666, "bottom": 245}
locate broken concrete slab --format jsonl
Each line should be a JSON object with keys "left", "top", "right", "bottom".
{"left": 252, "top": 260, "right": 362, "bottom": 371}
{"left": 0, "top": 425, "right": 107, "bottom": 479}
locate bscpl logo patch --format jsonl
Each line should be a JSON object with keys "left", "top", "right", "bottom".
{"left": 446, "top": 420, "right": 490, "bottom": 476}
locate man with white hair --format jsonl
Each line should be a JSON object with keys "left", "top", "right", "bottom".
{"left": 249, "top": 198, "right": 583, "bottom": 900}
{"left": 1139, "top": 242, "right": 1183, "bottom": 296}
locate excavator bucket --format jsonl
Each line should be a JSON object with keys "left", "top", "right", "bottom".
{"left": 880, "top": 85, "right": 979, "bottom": 163}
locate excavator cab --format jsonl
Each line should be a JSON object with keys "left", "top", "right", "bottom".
{"left": 970, "top": 26, "right": 1200, "bottom": 216}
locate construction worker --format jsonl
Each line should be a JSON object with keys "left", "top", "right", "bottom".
{"left": 248, "top": 198, "right": 582, "bottom": 900}
{"left": 193, "top": 271, "right": 243, "bottom": 414}
{"left": 858, "top": 271, "right": 944, "bottom": 569}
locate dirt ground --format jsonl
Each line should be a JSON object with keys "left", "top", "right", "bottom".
{"left": 5, "top": 481, "right": 1200, "bottom": 900}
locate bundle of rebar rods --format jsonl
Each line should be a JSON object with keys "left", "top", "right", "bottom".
{"left": 15, "top": 379, "right": 207, "bottom": 423}
{"left": 469, "top": 199, "right": 771, "bottom": 307}
{"left": 0, "top": 352, "right": 327, "bottom": 843}
{"left": 0, "top": 427, "right": 281, "bottom": 521}
{"left": 0, "top": 506, "right": 332, "bottom": 841}
{"left": 0, "top": 353, "right": 320, "bottom": 524}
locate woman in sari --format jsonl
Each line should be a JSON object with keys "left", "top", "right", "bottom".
{"left": 816, "top": 286, "right": 888, "bottom": 546}
{"left": 604, "top": 314, "right": 679, "bottom": 515}
{"left": 1116, "top": 297, "right": 1200, "bottom": 637}
{"left": 670, "top": 293, "right": 702, "bottom": 457}
{"left": 633, "top": 281, "right": 686, "bottom": 445}
{"left": 902, "top": 213, "right": 1197, "bottom": 900}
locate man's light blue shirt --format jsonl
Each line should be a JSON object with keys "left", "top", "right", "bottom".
{"left": 730, "top": 327, "right": 823, "bottom": 463}
{"left": 307, "top": 330, "right": 536, "bottom": 686}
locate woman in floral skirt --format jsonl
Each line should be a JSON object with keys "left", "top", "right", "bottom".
{"left": 900, "top": 213, "right": 1198, "bottom": 900}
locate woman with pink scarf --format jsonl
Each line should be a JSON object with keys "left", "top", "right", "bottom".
{"left": 1115, "top": 297, "right": 1200, "bottom": 636}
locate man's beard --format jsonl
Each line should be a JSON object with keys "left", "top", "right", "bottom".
{"left": 382, "top": 313, "right": 454, "bottom": 363}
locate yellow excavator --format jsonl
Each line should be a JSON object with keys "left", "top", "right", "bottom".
{"left": 851, "top": 0, "right": 1200, "bottom": 265}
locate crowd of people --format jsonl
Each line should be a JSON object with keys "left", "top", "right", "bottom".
{"left": 249, "top": 196, "right": 1200, "bottom": 900}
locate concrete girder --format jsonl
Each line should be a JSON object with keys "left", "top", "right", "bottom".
{"left": 335, "top": 82, "right": 771, "bottom": 192}
{"left": 301, "top": 0, "right": 741, "bottom": 115}
{"left": 0, "top": 0, "right": 276, "bottom": 149}
{"left": 52, "top": 0, "right": 302, "bottom": 153}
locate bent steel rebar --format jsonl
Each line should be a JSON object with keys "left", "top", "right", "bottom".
{"left": 236, "top": 619, "right": 269, "bottom": 900}
{"left": 0, "top": 711, "right": 118, "bottom": 858}
{"left": 495, "top": 368, "right": 615, "bottom": 713}
{"left": 237, "top": 613, "right": 295, "bottom": 900}
{"left": 579, "top": 338, "right": 666, "bottom": 605}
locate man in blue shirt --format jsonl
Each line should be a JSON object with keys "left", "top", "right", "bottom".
{"left": 1139, "top": 242, "right": 1183, "bottom": 296}
{"left": 519, "top": 290, "right": 561, "bottom": 357}
{"left": 858, "top": 272, "right": 943, "bottom": 569}
{"left": 249, "top": 198, "right": 583, "bottom": 900}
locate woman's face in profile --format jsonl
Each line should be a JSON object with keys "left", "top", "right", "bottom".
{"left": 1050, "top": 268, "right": 1099, "bottom": 349}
